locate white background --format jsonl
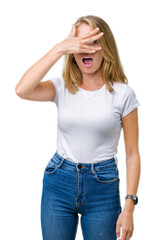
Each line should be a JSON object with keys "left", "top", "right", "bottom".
{"left": 0, "top": 0, "right": 155, "bottom": 239}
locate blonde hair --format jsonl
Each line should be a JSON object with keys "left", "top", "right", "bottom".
{"left": 62, "top": 15, "right": 128, "bottom": 93}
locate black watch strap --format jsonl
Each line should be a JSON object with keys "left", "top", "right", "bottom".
{"left": 125, "top": 194, "right": 138, "bottom": 205}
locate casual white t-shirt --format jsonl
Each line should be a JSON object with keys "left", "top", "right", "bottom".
{"left": 50, "top": 76, "right": 140, "bottom": 163}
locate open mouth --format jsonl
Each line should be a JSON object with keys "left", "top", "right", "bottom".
{"left": 82, "top": 57, "right": 93, "bottom": 66}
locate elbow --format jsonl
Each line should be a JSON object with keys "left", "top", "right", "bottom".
{"left": 15, "top": 84, "right": 27, "bottom": 98}
{"left": 15, "top": 85, "right": 20, "bottom": 96}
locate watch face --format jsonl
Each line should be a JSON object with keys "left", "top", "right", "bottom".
{"left": 133, "top": 196, "right": 138, "bottom": 204}
{"left": 135, "top": 197, "right": 138, "bottom": 204}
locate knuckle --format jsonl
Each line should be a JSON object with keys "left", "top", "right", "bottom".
{"left": 123, "top": 228, "right": 128, "bottom": 232}
{"left": 76, "top": 46, "right": 80, "bottom": 52}
{"left": 90, "top": 46, "right": 94, "bottom": 50}
{"left": 91, "top": 36, "right": 96, "bottom": 42}
{"left": 78, "top": 44, "right": 81, "bottom": 50}
{"left": 76, "top": 42, "right": 81, "bottom": 50}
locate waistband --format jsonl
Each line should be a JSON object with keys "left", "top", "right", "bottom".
{"left": 51, "top": 151, "right": 118, "bottom": 172}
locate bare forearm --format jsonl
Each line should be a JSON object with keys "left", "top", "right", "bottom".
{"left": 15, "top": 43, "right": 63, "bottom": 96}
{"left": 123, "top": 154, "right": 141, "bottom": 213}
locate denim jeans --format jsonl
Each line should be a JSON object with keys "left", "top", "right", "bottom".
{"left": 40, "top": 151, "right": 122, "bottom": 240}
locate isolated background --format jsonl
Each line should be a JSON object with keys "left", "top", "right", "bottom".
{"left": 0, "top": 0, "right": 155, "bottom": 239}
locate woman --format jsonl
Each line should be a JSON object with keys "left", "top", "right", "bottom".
{"left": 15, "top": 15, "right": 141, "bottom": 240}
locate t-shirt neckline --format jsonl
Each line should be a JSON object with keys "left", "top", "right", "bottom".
{"left": 79, "top": 83, "right": 106, "bottom": 93}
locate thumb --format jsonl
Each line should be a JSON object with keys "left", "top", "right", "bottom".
{"left": 69, "top": 24, "right": 76, "bottom": 37}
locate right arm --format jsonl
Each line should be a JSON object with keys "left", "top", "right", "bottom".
{"left": 15, "top": 26, "right": 104, "bottom": 102}
{"left": 15, "top": 45, "right": 63, "bottom": 102}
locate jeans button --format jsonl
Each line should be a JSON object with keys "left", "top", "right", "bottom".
{"left": 78, "top": 164, "right": 82, "bottom": 169}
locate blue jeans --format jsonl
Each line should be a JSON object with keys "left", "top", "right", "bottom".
{"left": 41, "top": 151, "right": 122, "bottom": 240}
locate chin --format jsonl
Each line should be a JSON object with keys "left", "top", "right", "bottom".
{"left": 80, "top": 66, "right": 102, "bottom": 75}
{"left": 81, "top": 69, "right": 98, "bottom": 75}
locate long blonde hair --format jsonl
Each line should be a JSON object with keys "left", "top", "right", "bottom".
{"left": 62, "top": 15, "right": 128, "bottom": 93}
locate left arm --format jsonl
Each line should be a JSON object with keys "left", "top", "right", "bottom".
{"left": 116, "top": 108, "right": 141, "bottom": 240}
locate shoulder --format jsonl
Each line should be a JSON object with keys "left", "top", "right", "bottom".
{"left": 49, "top": 76, "right": 65, "bottom": 91}
{"left": 110, "top": 82, "right": 139, "bottom": 105}
{"left": 112, "top": 81, "right": 127, "bottom": 90}
{"left": 112, "top": 82, "right": 136, "bottom": 96}
{"left": 49, "top": 76, "right": 65, "bottom": 84}
{"left": 111, "top": 82, "right": 128, "bottom": 97}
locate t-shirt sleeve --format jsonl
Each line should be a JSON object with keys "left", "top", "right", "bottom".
{"left": 49, "top": 77, "right": 63, "bottom": 107}
{"left": 121, "top": 85, "right": 141, "bottom": 117}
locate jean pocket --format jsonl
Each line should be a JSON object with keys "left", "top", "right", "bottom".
{"left": 93, "top": 163, "right": 119, "bottom": 183}
{"left": 44, "top": 158, "right": 58, "bottom": 175}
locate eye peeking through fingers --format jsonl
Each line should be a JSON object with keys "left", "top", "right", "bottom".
{"left": 92, "top": 40, "right": 98, "bottom": 44}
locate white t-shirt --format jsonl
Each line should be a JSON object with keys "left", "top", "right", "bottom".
{"left": 50, "top": 76, "right": 140, "bottom": 163}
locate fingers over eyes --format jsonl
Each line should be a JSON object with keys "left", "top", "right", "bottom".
{"left": 80, "top": 27, "right": 100, "bottom": 39}
{"left": 82, "top": 32, "right": 104, "bottom": 44}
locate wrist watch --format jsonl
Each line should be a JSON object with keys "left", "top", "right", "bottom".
{"left": 125, "top": 194, "right": 138, "bottom": 205}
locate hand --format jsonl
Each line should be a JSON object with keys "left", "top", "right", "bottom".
{"left": 116, "top": 210, "right": 134, "bottom": 240}
{"left": 58, "top": 25, "right": 104, "bottom": 55}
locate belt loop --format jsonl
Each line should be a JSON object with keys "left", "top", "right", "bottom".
{"left": 91, "top": 163, "right": 96, "bottom": 176}
{"left": 114, "top": 156, "right": 118, "bottom": 165}
{"left": 62, "top": 152, "right": 66, "bottom": 161}
{"left": 58, "top": 153, "right": 65, "bottom": 168}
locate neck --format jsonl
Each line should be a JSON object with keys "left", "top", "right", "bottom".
{"left": 81, "top": 69, "right": 104, "bottom": 87}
